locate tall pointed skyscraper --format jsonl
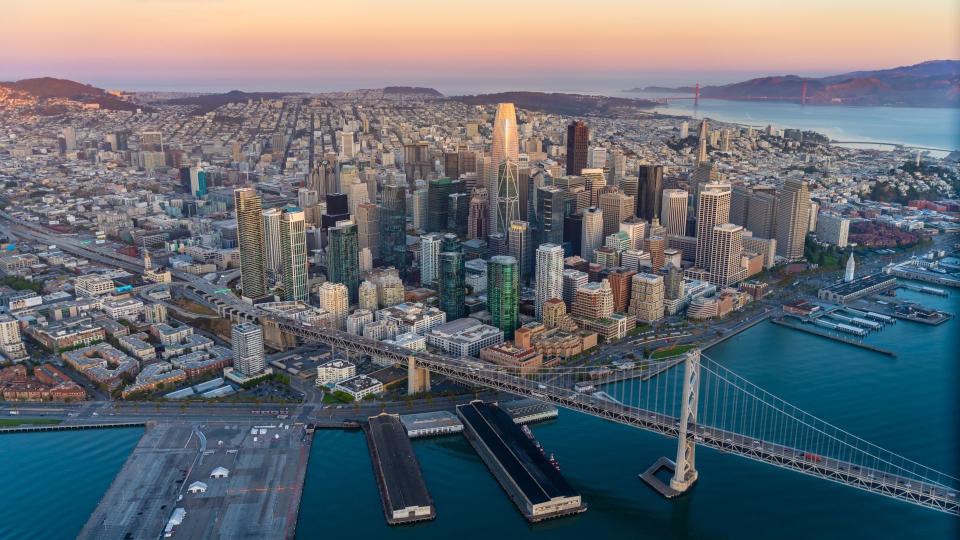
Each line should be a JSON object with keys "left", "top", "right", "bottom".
{"left": 489, "top": 103, "right": 519, "bottom": 235}
{"left": 696, "top": 119, "right": 709, "bottom": 165}
{"left": 234, "top": 188, "right": 267, "bottom": 300}
{"left": 491, "top": 103, "right": 519, "bottom": 175}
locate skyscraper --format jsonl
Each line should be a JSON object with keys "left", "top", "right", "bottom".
{"left": 566, "top": 120, "right": 589, "bottom": 176}
{"left": 411, "top": 187, "right": 428, "bottom": 232}
{"left": 420, "top": 233, "right": 444, "bottom": 286}
{"left": 508, "top": 220, "right": 532, "bottom": 283}
{"left": 317, "top": 282, "right": 349, "bottom": 330}
{"left": 711, "top": 223, "right": 745, "bottom": 286}
{"left": 663, "top": 263, "right": 684, "bottom": 300}
{"left": 234, "top": 188, "right": 267, "bottom": 300}
{"left": 628, "top": 273, "right": 665, "bottom": 323}
{"left": 232, "top": 323, "right": 265, "bottom": 377}
{"left": 491, "top": 103, "right": 519, "bottom": 175}
{"left": 358, "top": 280, "right": 379, "bottom": 312}
{"left": 327, "top": 220, "right": 360, "bottom": 303}
{"left": 647, "top": 235, "right": 665, "bottom": 271}
{"left": 355, "top": 203, "right": 380, "bottom": 259}
{"left": 428, "top": 178, "right": 453, "bottom": 232}
{"left": 660, "top": 189, "right": 689, "bottom": 237}
{"left": 490, "top": 103, "right": 519, "bottom": 235}
{"left": 696, "top": 119, "right": 709, "bottom": 165}
{"left": 695, "top": 183, "right": 732, "bottom": 272}
{"left": 599, "top": 191, "right": 635, "bottom": 237}
{"left": 775, "top": 177, "right": 811, "bottom": 260}
{"left": 279, "top": 206, "right": 309, "bottom": 303}
{"left": 467, "top": 187, "right": 489, "bottom": 240}
{"left": 636, "top": 165, "right": 663, "bottom": 222}
{"left": 448, "top": 192, "right": 469, "bottom": 237}
{"left": 537, "top": 185, "right": 566, "bottom": 246}
{"left": 564, "top": 213, "right": 583, "bottom": 257}
{"left": 438, "top": 246, "right": 466, "bottom": 320}
{"left": 562, "top": 269, "right": 589, "bottom": 309}
{"left": 487, "top": 256, "right": 520, "bottom": 340}
{"left": 534, "top": 244, "right": 564, "bottom": 320}
{"left": 380, "top": 183, "right": 407, "bottom": 275}
{"left": 619, "top": 217, "right": 647, "bottom": 251}
{"left": 581, "top": 207, "right": 604, "bottom": 261}
{"left": 582, "top": 168, "right": 606, "bottom": 206}
{"left": 262, "top": 208, "right": 282, "bottom": 277}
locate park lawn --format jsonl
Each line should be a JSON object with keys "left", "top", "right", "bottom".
{"left": 649, "top": 344, "right": 697, "bottom": 360}
{"left": 0, "top": 417, "right": 63, "bottom": 427}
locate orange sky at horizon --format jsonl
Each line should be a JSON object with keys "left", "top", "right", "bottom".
{"left": 4, "top": 0, "right": 958, "bottom": 86}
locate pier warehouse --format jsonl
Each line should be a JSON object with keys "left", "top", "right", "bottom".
{"left": 818, "top": 274, "right": 896, "bottom": 304}
{"left": 457, "top": 401, "right": 585, "bottom": 522}
{"left": 366, "top": 413, "right": 436, "bottom": 525}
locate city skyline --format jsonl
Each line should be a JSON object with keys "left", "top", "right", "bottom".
{"left": 3, "top": 1, "right": 958, "bottom": 92}
{"left": 0, "top": 6, "right": 957, "bottom": 533}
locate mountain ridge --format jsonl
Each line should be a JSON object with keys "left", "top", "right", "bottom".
{"left": 625, "top": 60, "right": 960, "bottom": 107}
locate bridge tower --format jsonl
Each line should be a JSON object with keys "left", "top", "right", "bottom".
{"left": 801, "top": 81, "right": 808, "bottom": 106}
{"left": 669, "top": 349, "right": 701, "bottom": 492}
{"left": 407, "top": 357, "right": 431, "bottom": 395}
{"left": 694, "top": 83, "right": 700, "bottom": 107}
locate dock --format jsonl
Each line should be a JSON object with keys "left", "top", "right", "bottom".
{"left": 365, "top": 413, "right": 436, "bottom": 525}
{"left": 457, "top": 401, "right": 586, "bottom": 523}
{"left": 0, "top": 421, "right": 145, "bottom": 434}
{"left": 79, "top": 421, "right": 312, "bottom": 539}
{"left": 770, "top": 318, "right": 897, "bottom": 357}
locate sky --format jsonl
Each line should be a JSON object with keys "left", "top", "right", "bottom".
{"left": 3, "top": 0, "right": 958, "bottom": 93}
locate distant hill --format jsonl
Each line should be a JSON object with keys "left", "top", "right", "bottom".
{"left": 163, "top": 90, "right": 297, "bottom": 114}
{"left": 454, "top": 91, "right": 656, "bottom": 116}
{"left": 626, "top": 60, "right": 960, "bottom": 107}
{"left": 383, "top": 86, "right": 443, "bottom": 97}
{"left": 0, "top": 77, "right": 141, "bottom": 111}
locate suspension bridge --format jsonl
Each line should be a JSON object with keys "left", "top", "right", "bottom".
{"left": 275, "top": 317, "right": 959, "bottom": 516}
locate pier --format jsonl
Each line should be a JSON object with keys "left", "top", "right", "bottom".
{"left": 366, "top": 413, "right": 436, "bottom": 525}
{"left": 0, "top": 421, "right": 145, "bottom": 434}
{"left": 457, "top": 401, "right": 586, "bottom": 523}
{"left": 79, "top": 421, "right": 312, "bottom": 539}
{"left": 770, "top": 318, "right": 897, "bottom": 357}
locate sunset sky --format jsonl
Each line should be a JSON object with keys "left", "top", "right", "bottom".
{"left": 4, "top": 0, "right": 958, "bottom": 92}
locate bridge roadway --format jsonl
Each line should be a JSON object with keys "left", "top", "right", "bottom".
{"left": 5, "top": 214, "right": 958, "bottom": 515}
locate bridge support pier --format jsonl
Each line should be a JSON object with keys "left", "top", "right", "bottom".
{"left": 669, "top": 349, "right": 700, "bottom": 493}
{"left": 407, "top": 357, "right": 431, "bottom": 395}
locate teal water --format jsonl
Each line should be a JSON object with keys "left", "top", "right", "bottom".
{"left": 297, "top": 285, "right": 958, "bottom": 539}
{"left": 0, "top": 428, "right": 143, "bottom": 540}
